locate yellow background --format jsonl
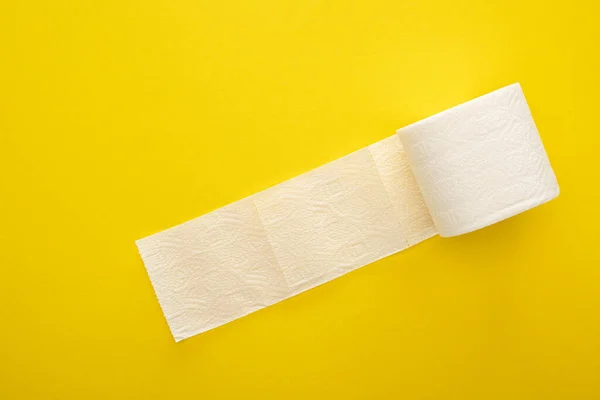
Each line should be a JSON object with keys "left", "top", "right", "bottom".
{"left": 1, "top": 0, "right": 599, "bottom": 398}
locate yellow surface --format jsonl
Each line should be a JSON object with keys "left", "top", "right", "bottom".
{"left": 1, "top": 0, "right": 599, "bottom": 398}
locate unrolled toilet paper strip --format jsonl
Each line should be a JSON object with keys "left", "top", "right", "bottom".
{"left": 136, "top": 83, "right": 559, "bottom": 342}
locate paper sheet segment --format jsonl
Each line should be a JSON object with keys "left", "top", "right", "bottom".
{"left": 369, "top": 136, "right": 437, "bottom": 245}
{"left": 136, "top": 198, "right": 290, "bottom": 340}
{"left": 254, "top": 147, "right": 408, "bottom": 292}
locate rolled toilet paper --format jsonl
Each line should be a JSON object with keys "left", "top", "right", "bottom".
{"left": 136, "top": 83, "right": 559, "bottom": 341}
{"left": 398, "top": 83, "right": 559, "bottom": 237}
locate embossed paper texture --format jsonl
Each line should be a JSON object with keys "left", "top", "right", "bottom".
{"left": 397, "top": 83, "right": 559, "bottom": 236}
{"left": 136, "top": 83, "right": 559, "bottom": 342}
{"left": 137, "top": 136, "right": 434, "bottom": 341}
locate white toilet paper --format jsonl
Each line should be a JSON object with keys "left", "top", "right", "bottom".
{"left": 398, "top": 83, "right": 559, "bottom": 237}
{"left": 136, "top": 83, "right": 559, "bottom": 341}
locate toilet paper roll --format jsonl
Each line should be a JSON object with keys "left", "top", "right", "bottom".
{"left": 136, "top": 83, "right": 559, "bottom": 341}
{"left": 398, "top": 83, "right": 559, "bottom": 237}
